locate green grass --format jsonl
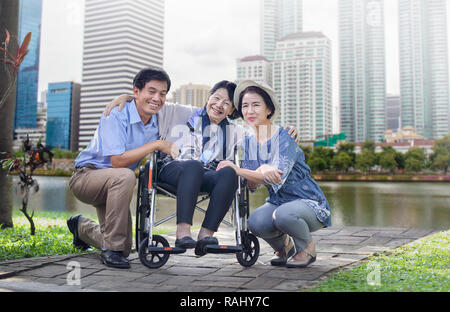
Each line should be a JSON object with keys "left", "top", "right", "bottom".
{"left": 0, "top": 211, "right": 94, "bottom": 262}
{"left": 0, "top": 211, "right": 173, "bottom": 262}
{"left": 307, "top": 230, "right": 450, "bottom": 292}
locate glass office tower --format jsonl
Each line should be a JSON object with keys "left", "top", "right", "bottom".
{"left": 399, "top": 0, "right": 449, "bottom": 139}
{"left": 339, "top": 0, "right": 386, "bottom": 142}
{"left": 260, "top": 0, "right": 303, "bottom": 61}
{"left": 46, "top": 82, "right": 81, "bottom": 151}
{"left": 14, "top": 0, "right": 42, "bottom": 130}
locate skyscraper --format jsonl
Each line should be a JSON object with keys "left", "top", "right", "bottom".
{"left": 46, "top": 82, "right": 81, "bottom": 151}
{"left": 14, "top": 0, "right": 42, "bottom": 131}
{"left": 78, "top": 0, "right": 165, "bottom": 149}
{"left": 386, "top": 95, "right": 401, "bottom": 131}
{"left": 273, "top": 32, "right": 333, "bottom": 141}
{"left": 399, "top": 0, "right": 449, "bottom": 139}
{"left": 339, "top": 0, "right": 386, "bottom": 142}
{"left": 173, "top": 83, "right": 211, "bottom": 108}
{"left": 260, "top": 0, "right": 303, "bottom": 61}
{"left": 236, "top": 55, "right": 272, "bottom": 86}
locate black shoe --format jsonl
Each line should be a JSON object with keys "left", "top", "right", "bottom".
{"left": 195, "top": 236, "right": 219, "bottom": 257}
{"left": 100, "top": 249, "right": 130, "bottom": 269}
{"left": 175, "top": 236, "right": 197, "bottom": 249}
{"left": 67, "top": 215, "right": 90, "bottom": 250}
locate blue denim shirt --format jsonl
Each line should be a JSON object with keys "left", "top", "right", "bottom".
{"left": 241, "top": 127, "right": 331, "bottom": 227}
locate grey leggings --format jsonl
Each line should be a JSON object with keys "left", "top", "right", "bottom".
{"left": 248, "top": 200, "right": 324, "bottom": 253}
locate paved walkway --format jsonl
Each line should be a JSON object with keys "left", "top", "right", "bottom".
{"left": 0, "top": 226, "right": 438, "bottom": 292}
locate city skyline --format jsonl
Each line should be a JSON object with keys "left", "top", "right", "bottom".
{"left": 37, "top": 0, "right": 450, "bottom": 135}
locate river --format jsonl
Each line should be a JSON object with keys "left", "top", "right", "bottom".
{"left": 10, "top": 176, "right": 450, "bottom": 230}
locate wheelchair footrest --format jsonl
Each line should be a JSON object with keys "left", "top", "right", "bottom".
{"left": 148, "top": 246, "right": 186, "bottom": 254}
{"left": 205, "top": 244, "right": 243, "bottom": 254}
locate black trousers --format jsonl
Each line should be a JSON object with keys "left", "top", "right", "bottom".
{"left": 158, "top": 160, "right": 238, "bottom": 231}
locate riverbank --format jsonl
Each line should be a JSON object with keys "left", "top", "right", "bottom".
{"left": 17, "top": 169, "right": 450, "bottom": 182}
{"left": 313, "top": 173, "right": 450, "bottom": 182}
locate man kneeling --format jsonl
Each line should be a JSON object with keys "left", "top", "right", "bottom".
{"left": 67, "top": 67, "right": 177, "bottom": 268}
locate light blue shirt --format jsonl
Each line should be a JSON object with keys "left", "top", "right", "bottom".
{"left": 74, "top": 100, "right": 159, "bottom": 171}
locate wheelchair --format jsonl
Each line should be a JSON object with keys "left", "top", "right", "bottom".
{"left": 135, "top": 150, "right": 260, "bottom": 269}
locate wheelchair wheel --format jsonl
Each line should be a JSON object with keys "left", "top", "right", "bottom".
{"left": 236, "top": 232, "right": 260, "bottom": 267}
{"left": 139, "top": 235, "right": 170, "bottom": 269}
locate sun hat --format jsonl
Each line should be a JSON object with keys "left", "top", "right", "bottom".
{"left": 233, "top": 80, "right": 279, "bottom": 121}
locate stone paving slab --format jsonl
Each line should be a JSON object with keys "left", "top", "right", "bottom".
{"left": 0, "top": 226, "right": 441, "bottom": 292}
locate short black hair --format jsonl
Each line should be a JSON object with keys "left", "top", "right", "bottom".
{"left": 209, "top": 80, "right": 241, "bottom": 120}
{"left": 133, "top": 67, "right": 171, "bottom": 92}
{"left": 238, "top": 86, "right": 275, "bottom": 120}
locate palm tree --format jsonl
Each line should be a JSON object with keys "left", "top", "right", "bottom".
{"left": 0, "top": 1, "right": 19, "bottom": 229}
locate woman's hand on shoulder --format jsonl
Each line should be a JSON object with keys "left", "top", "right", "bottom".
{"left": 283, "top": 125, "right": 300, "bottom": 144}
{"left": 104, "top": 94, "right": 133, "bottom": 116}
{"left": 258, "top": 164, "right": 284, "bottom": 185}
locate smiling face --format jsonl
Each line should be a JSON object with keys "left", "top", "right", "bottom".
{"left": 206, "top": 88, "right": 234, "bottom": 124}
{"left": 241, "top": 92, "right": 273, "bottom": 127}
{"left": 134, "top": 80, "right": 168, "bottom": 124}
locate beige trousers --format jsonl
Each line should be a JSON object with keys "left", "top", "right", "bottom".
{"left": 69, "top": 167, "right": 136, "bottom": 257}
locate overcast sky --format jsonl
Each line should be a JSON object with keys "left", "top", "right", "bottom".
{"left": 38, "top": 0, "right": 450, "bottom": 122}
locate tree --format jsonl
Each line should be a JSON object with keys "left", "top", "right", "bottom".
{"left": 355, "top": 149, "right": 377, "bottom": 173}
{"left": 394, "top": 151, "right": 406, "bottom": 170}
{"left": 0, "top": 1, "right": 19, "bottom": 229}
{"left": 378, "top": 146, "right": 399, "bottom": 173}
{"left": 307, "top": 156, "right": 327, "bottom": 173}
{"left": 299, "top": 145, "right": 312, "bottom": 163}
{"left": 405, "top": 147, "right": 427, "bottom": 173}
{"left": 379, "top": 152, "right": 398, "bottom": 173}
{"left": 431, "top": 153, "right": 450, "bottom": 173}
{"left": 405, "top": 158, "right": 424, "bottom": 173}
{"left": 361, "top": 140, "right": 376, "bottom": 153}
{"left": 331, "top": 152, "right": 352, "bottom": 173}
{"left": 430, "top": 135, "right": 450, "bottom": 173}
{"left": 310, "top": 146, "right": 335, "bottom": 170}
{"left": 336, "top": 142, "right": 356, "bottom": 168}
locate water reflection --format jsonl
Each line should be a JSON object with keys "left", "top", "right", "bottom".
{"left": 9, "top": 176, "right": 450, "bottom": 230}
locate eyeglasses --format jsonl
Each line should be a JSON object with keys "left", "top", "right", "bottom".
{"left": 211, "top": 95, "right": 231, "bottom": 108}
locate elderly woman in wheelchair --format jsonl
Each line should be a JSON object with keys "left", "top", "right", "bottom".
{"left": 107, "top": 81, "right": 299, "bottom": 268}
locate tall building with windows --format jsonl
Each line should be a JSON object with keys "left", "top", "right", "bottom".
{"left": 260, "top": 0, "right": 303, "bottom": 61}
{"left": 236, "top": 55, "right": 272, "bottom": 86}
{"left": 14, "top": 0, "right": 42, "bottom": 131}
{"left": 339, "top": 0, "right": 386, "bottom": 142}
{"left": 78, "top": 0, "right": 165, "bottom": 149}
{"left": 398, "top": 0, "right": 449, "bottom": 139}
{"left": 173, "top": 83, "right": 210, "bottom": 108}
{"left": 46, "top": 82, "right": 81, "bottom": 151}
{"left": 386, "top": 95, "right": 401, "bottom": 131}
{"left": 273, "top": 32, "right": 332, "bottom": 141}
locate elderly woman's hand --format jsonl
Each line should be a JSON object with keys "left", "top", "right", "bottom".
{"left": 258, "top": 164, "right": 284, "bottom": 185}
{"left": 104, "top": 94, "right": 133, "bottom": 116}
{"left": 283, "top": 125, "right": 300, "bottom": 144}
{"left": 216, "top": 160, "right": 239, "bottom": 173}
